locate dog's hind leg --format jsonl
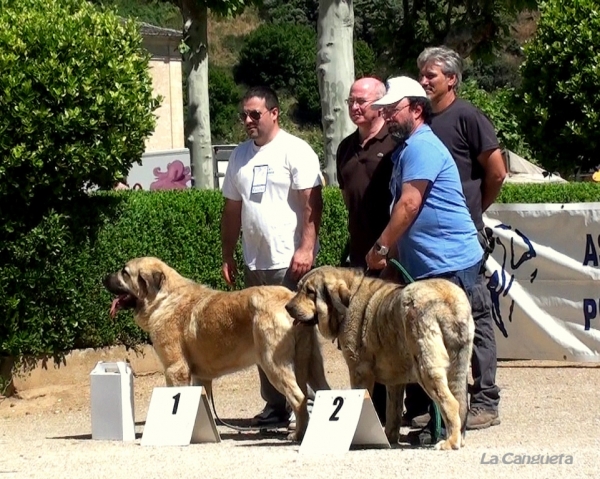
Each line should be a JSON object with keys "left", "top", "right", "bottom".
{"left": 254, "top": 317, "right": 309, "bottom": 441}
{"left": 164, "top": 360, "right": 191, "bottom": 387}
{"left": 261, "top": 360, "right": 308, "bottom": 442}
{"left": 446, "top": 342, "right": 472, "bottom": 447}
{"left": 384, "top": 384, "right": 404, "bottom": 444}
{"left": 413, "top": 344, "right": 462, "bottom": 452}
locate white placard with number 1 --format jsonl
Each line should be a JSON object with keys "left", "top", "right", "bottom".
{"left": 299, "top": 389, "right": 390, "bottom": 454}
{"left": 141, "top": 386, "right": 221, "bottom": 446}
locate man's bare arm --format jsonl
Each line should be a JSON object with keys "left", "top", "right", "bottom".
{"left": 220, "top": 198, "right": 242, "bottom": 261}
{"left": 298, "top": 186, "right": 323, "bottom": 252}
{"left": 377, "top": 180, "right": 429, "bottom": 248}
{"left": 289, "top": 186, "right": 323, "bottom": 280}
{"left": 478, "top": 148, "right": 507, "bottom": 212}
{"left": 366, "top": 179, "right": 429, "bottom": 270}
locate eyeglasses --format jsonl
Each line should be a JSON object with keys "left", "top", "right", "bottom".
{"left": 345, "top": 97, "right": 374, "bottom": 107}
{"left": 239, "top": 109, "right": 269, "bottom": 122}
{"left": 381, "top": 103, "right": 410, "bottom": 118}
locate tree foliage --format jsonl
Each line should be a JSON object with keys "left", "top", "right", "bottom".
{"left": 460, "top": 81, "right": 532, "bottom": 160}
{"left": 259, "top": 0, "right": 536, "bottom": 75}
{"left": 518, "top": 0, "right": 600, "bottom": 175}
{"left": 89, "top": 0, "right": 183, "bottom": 29}
{"left": 234, "top": 23, "right": 376, "bottom": 122}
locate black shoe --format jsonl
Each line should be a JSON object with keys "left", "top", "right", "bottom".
{"left": 406, "top": 415, "right": 446, "bottom": 446}
{"left": 406, "top": 428, "right": 435, "bottom": 446}
{"left": 250, "top": 406, "right": 289, "bottom": 428}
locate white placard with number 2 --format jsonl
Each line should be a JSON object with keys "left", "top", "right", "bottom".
{"left": 299, "top": 389, "right": 390, "bottom": 454}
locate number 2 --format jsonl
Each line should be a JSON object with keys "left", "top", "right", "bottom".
{"left": 329, "top": 396, "right": 344, "bottom": 421}
{"left": 172, "top": 393, "right": 181, "bottom": 415}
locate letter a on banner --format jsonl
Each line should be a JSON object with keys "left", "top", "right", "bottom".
{"left": 299, "top": 389, "right": 390, "bottom": 454}
{"left": 141, "top": 386, "right": 220, "bottom": 446}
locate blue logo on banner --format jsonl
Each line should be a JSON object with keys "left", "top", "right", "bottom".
{"left": 487, "top": 224, "right": 538, "bottom": 338}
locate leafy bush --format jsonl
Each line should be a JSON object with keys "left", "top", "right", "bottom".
{"left": 209, "top": 66, "right": 243, "bottom": 143}
{"left": 518, "top": 0, "right": 600, "bottom": 175}
{"left": 0, "top": 0, "right": 159, "bottom": 360}
{"left": 463, "top": 56, "right": 522, "bottom": 92}
{"left": 235, "top": 22, "right": 379, "bottom": 123}
{"left": 0, "top": 0, "right": 159, "bottom": 236}
{"left": 459, "top": 80, "right": 533, "bottom": 161}
{"left": 496, "top": 183, "right": 600, "bottom": 204}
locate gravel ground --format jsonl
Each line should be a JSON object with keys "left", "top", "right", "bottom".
{"left": 1, "top": 340, "right": 599, "bottom": 479}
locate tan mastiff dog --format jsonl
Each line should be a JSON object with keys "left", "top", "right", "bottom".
{"left": 285, "top": 265, "right": 474, "bottom": 450}
{"left": 103, "top": 257, "right": 330, "bottom": 441}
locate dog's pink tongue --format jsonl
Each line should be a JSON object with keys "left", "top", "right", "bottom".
{"left": 109, "top": 297, "right": 121, "bottom": 318}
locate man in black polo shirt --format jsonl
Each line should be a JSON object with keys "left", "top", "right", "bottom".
{"left": 404, "top": 46, "right": 507, "bottom": 432}
{"left": 336, "top": 77, "right": 397, "bottom": 424}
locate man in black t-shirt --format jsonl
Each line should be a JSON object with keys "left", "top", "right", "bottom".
{"left": 336, "top": 77, "right": 396, "bottom": 425}
{"left": 403, "top": 46, "right": 507, "bottom": 433}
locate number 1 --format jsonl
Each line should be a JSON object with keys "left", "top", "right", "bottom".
{"left": 172, "top": 393, "right": 181, "bottom": 415}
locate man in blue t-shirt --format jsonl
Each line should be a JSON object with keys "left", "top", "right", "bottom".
{"left": 365, "top": 76, "right": 483, "bottom": 445}
{"left": 365, "top": 76, "right": 482, "bottom": 285}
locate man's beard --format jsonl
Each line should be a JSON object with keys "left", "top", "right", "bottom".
{"left": 388, "top": 119, "right": 413, "bottom": 144}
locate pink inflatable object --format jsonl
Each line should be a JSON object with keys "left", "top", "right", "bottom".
{"left": 150, "top": 160, "right": 192, "bottom": 190}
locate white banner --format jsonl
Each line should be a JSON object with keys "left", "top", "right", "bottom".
{"left": 484, "top": 203, "right": 600, "bottom": 362}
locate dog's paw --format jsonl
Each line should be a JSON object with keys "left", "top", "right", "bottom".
{"left": 434, "top": 439, "right": 460, "bottom": 451}
{"left": 287, "top": 431, "right": 303, "bottom": 442}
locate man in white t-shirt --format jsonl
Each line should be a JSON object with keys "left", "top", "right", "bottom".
{"left": 220, "top": 86, "right": 323, "bottom": 428}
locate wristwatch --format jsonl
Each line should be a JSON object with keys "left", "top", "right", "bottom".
{"left": 374, "top": 241, "right": 389, "bottom": 257}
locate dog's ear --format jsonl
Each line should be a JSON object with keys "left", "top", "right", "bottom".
{"left": 322, "top": 281, "right": 349, "bottom": 317}
{"left": 137, "top": 270, "right": 164, "bottom": 300}
{"left": 337, "top": 281, "right": 351, "bottom": 308}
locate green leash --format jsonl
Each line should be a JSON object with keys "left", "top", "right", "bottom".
{"left": 388, "top": 258, "right": 443, "bottom": 445}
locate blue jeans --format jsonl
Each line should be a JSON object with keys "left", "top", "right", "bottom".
{"left": 430, "top": 260, "right": 482, "bottom": 301}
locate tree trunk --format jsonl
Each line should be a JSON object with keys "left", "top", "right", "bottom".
{"left": 181, "top": 1, "right": 214, "bottom": 189}
{"left": 317, "top": 0, "right": 355, "bottom": 187}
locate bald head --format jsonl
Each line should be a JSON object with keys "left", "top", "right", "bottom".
{"left": 347, "top": 77, "right": 386, "bottom": 127}
{"left": 351, "top": 77, "right": 386, "bottom": 100}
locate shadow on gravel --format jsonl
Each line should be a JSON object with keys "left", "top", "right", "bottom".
{"left": 47, "top": 432, "right": 144, "bottom": 440}
{"left": 215, "top": 417, "right": 290, "bottom": 443}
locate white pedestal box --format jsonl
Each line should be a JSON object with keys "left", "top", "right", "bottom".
{"left": 90, "top": 361, "right": 136, "bottom": 441}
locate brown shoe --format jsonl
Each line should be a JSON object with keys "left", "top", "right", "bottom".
{"left": 466, "top": 408, "right": 500, "bottom": 430}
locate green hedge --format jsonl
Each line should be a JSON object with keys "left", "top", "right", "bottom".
{"left": 2, "top": 182, "right": 600, "bottom": 360}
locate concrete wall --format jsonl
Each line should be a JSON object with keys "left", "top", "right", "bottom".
{"left": 143, "top": 36, "right": 184, "bottom": 153}
{"left": 3, "top": 345, "right": 162, "bottom": 396}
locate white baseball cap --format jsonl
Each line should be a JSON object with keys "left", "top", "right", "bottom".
{"left": 371, "top": 76, "right": 427, "bottom": 108}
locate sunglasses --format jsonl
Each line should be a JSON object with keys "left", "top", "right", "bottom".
{"left": 239, "top": 109, "right": 271, "bottom": 122}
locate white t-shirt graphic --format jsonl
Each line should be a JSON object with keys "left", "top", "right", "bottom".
{"left": 222, "top": 130, "right": 322, "bottom": 270}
